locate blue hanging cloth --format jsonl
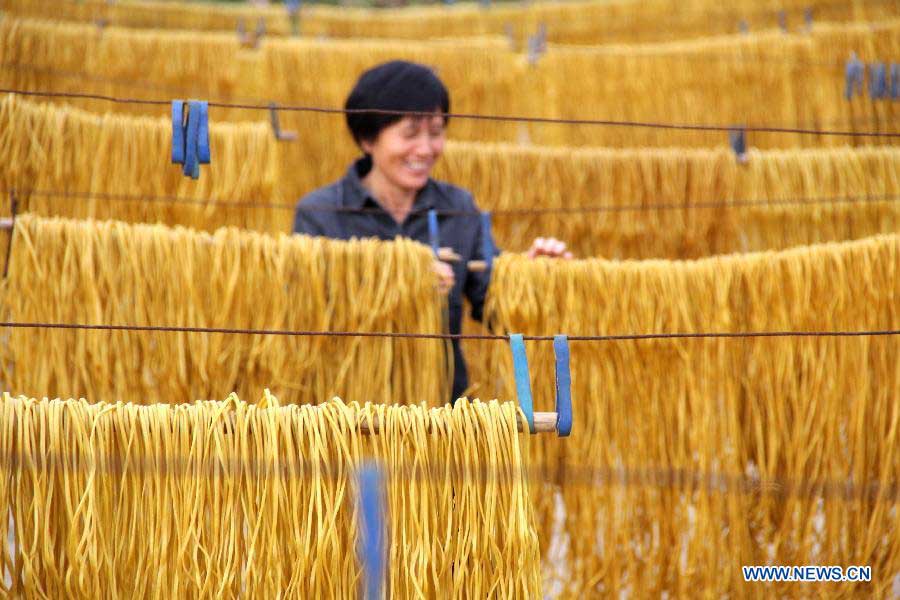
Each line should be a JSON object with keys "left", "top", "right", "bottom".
{"left": 844, "top": 55, "right": 864, "bottom": 100}
{"left": 358, "top": 463, "right": 386, "bottom": 600}
{"left": 171, "top": 100, "right": 186, "bottom": 164}
{"left": 171, "top": 100, "right": 210, "bottom": 180}
{"left": 183, "top": 101, "right": 201, "bottom": 179}
{"left": 195, "top": 101, "right": 210, "bottom": 165}
{"left": 729, "top": 127, "right": 746, "bottom": 160}
{"left": 509, "top": 334, "right": 535, "bottom": 433}
{"left": 553, "top": 335, "right": 572, "bottom": 437}
{"left": 891, "top": 64, "right": 900, "bottom": 99}
{"left": 427, "top": 209, "right": 440, "bottom": 256}
{"left": 869, "top": 62, "right": 887, "bottom": 100}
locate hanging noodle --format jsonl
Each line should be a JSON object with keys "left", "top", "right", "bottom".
{"left": 471, "top": 233, "right": 900, "bottom": 596}
{"left": 2, "top": 96, "right": 898, "bottom": 261}
{"left": 0, "top": 392, "right": 542, "bottom": 598}
{"left": 1, "top": 16, "right": 897, "bottom": 150}
{"left": 0, "top": 0, "right": 895, "bottom": 45}
{"left": 0, "top": 214, "right": 450, "bottom": 406}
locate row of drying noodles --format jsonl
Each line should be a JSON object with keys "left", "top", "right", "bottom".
{"left": 0, "top": 16, "right": 897, "bottom": 149}
{"left": 0, "top": 393, "right": 542, "bottom": 598}
{"left": 1, "top": 95, "right": 899, "bottom": 259}
{"left": 1, "top": 213, "right": 897, "bottom": 596}
{"left": 0, "top": 0, "right": 895, "bottom": 44}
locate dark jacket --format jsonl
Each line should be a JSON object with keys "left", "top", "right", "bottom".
{"left": 293, "top": 156, "right": 495, "bottom": 401}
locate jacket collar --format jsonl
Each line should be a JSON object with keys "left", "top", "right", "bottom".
{"left": 343, "top": 155, "right": 437, "bottom": 213}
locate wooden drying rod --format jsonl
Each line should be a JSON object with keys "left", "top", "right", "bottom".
{"left": 437, "top": 247, "right": 488, "bottom": 273}
{"left": 355, "top": 411, "right": 558, "bottom": 434}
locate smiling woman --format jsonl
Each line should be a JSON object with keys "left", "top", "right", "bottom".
{"left": 293, "top": 60, "right": 570, "bottom": 403}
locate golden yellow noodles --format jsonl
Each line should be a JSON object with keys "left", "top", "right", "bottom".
{"left": 473, "top": 234, "right": 900, "bottom": 596}
{"left": 0, "top": 392, "right": 542, "bottom": 598}
{"left": 1, "top": 214, "right": 449, "bottom": 406}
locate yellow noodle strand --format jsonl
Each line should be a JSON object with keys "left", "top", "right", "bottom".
{"left": 0, "top": 392, "right": 542, "bottom": 598}
{"left": 476, "top": 233, "right": 900, "bottom": 596}
{"left": 1, "top": 214, "right": 449, "bottom": 406}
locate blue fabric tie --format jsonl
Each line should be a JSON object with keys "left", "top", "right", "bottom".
{"left": 358, "top": 463, "right": 385, "bottom": 600}
{"left": 553, "top": 334, "right": 572, "bottom": 437}
{"left": 869, "top": 62, "right": 887, "bottom": 100}
{"left": 171, "top": 100, "right": 185, "bottom": 164}
{"left": 509, "top": 334, "right": 535, "bottom": 433}
{"left": 427, "top": 209, "right": 440, "bottom": 256}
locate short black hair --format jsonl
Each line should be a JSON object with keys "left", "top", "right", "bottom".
{"left": 344, "top": 60, "right": 450, "bottom": 146}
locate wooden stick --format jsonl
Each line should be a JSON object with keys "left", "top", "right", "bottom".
{"left": 355, "top": 411, "right": 558, "bottom": 434}
{"left": 437, "top": 247, "right": 461, "bottom": 262}
{"left": 438, "top": 248, "right": 488, "bottom": 273}
{"left": 467, "top": 260, "right": 488, "bottom": 273}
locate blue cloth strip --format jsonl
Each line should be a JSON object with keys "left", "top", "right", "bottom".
{"left": 196, "top": 101, "right": 210, "bottom": 164}
{"left": 553, "top": 334, "right": 572, "bottom": 437}
{"left": 509, "top": 334, "right": 535, "bottom": 434}
{"left": 427, "top": 209, "right": 440, "bottom": 256}
{"left": 844, "top": 56, "right": 863, "bottom": 100}
{"left": 729, "top": 128, "right": 745, "bottom": 157}
{"left": 480, "top": 211, "right": 494, "bottom": 271}
{"left": 869, "top": 62, "right": 887, "bottom": 100}
{"left": 358, "top": 463, "right": 385, "bottom": 600}
{"left": 183, "top": 101, "right": 201, "bottom": 179}
{"left": 171, "top": 100, "right": 185, "bottom": 164}
{"left": 892, "top": 64, "right": 900, "bottom": 99}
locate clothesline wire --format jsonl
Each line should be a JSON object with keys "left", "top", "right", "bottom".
{"left": 0, "top": 58, "right": 892, "bottom": 127}
{"left": 1, "top": 321, "right": 897, "bottom": 342}
{"left": 2, "top": 88, "right": 898, "bottom": 137}
{"left": 5, "top": 187, "right": 900, "bottom": 216}
{"left": 2, "top": 447, "right": 896, "bottom": 502}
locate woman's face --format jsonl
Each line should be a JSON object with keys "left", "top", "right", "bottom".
{"left": 362, "top": 112, "right": 446, "bottom": 193}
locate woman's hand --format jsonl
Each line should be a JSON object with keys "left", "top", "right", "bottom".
{"left": 527, "top": 237, "right": 573, "bottom": 260}
{"left": 433, "top": 260, "right": 456, "bottom": 295}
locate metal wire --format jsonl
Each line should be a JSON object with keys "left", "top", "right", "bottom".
{"left": 4, "top": 447, "right": 897, "bottom": 503}
{"left": 3, "top": 62, "right": 896, "bottom": 130}
{"left": 2, "top": 87, "right": 898, "bottom": 137}
{"left": 8, "top": 187, "right": 900, "bottom": 217}
{"left": 1, "top": 320, "right": 898, "bottom": 342}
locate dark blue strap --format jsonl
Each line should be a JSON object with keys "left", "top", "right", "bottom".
{"left": 269, "top": 102, "right": 281, "bottom": 137}
{"left": 845, "top": 56, "right": 863, "bottom": 100}
{"left": 427, "top": 209, "right": 439, "bottom": 256}
{"left": 553, "top": 334, "right": 572, "bottom": 437}
{"left": 869, "top": 62, "right": 887, "bottom": 100}
{"left": 480, "top": 211, "right": 494, "bottom": 271}
{"left": 509, "top": 334, "right": 534, "bottom": 433}
{"left": 182, "top": 101, "right": 200, "bottom": 178}
{"left": 358, "top": 463, "right": 385, "bottom": 600}
{"left": 196, "top": 101, "right": 210, "bottom": 164}
{"left": 892, "top": 64, "right": 899, "bottom": 99}
{"left": 729, "top": 128, "right": 745, "bottom": 158}
{"left": 171, "top": 100, "right": 185, "bottom": 164}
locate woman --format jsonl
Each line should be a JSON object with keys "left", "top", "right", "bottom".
{"left": 294, "top": 60, "right": 570, "bottom": 402}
